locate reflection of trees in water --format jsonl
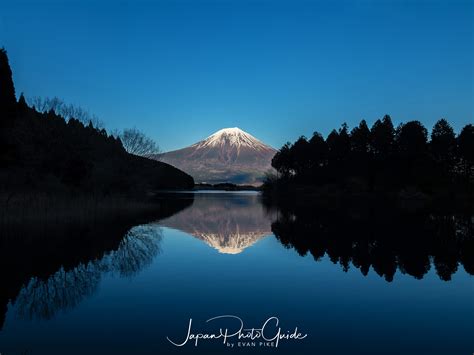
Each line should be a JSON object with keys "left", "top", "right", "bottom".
{"left": 15, "top": 263, "right": 101, "bottom": 320}
{"left": 269, "top": 204, "right": 474, "bottom": 282}
{"left": 14, "top": 225, "right": 162, "bottom": 320}
{"left": 105, "top": 225, "right": 162, "bottom": 277}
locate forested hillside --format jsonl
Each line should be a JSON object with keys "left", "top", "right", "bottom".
{"left": 0, "top": 48, "right": 193, "bottom": 199}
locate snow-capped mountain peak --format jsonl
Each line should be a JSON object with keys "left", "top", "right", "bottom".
{"left": 194, "top": 127, "right": 270, "bottom": 151}
{"left": 156, "top": 127, "right": 277, "bottom": 185}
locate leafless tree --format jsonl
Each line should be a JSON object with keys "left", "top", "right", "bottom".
{"left": 119, "top": 128, "right": 161, "bottom": 158}
{"left": 28, "top": 96, "right": 104, "bottom": 128}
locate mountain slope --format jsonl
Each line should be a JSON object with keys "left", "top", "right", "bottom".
{"left": 155, "top": 127, "right": 276, "bottom": 185}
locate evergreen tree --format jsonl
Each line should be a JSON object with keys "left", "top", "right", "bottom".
{"left": 327, "top": 123, "right": 350, "bottom": 163}
{"left": 350, "top": 120, "right": 371, "bottom": 154}
{"left": 290, "top": 136, "right": 311, "bottom": 175}
{"left": 272, "top": 143, "right": 292, "bottom": 177}
{"left": 309, "top": 132, "right": 328, "bottom": 168}
{"left": 430, "top": 119, "right": 456, "bottom": 172}
{"left": 370, "top": 115, "right": 395, "bottom": 158}
{"left": 396, "top": 121, "right": 428, "bottom": 156}
{"left": 326, "top": 129, "right": 340, "bottom": 163}
{"left": 17, "top": 93, "right": 28, "bottom": 113}
{"left": 0, "top": 48, "right": 16, "bottom": 113}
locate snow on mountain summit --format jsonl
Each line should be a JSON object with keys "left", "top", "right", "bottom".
{"left": 194, "top": 127, "right": 270, "bottom": 151}
{"left": 156, "top": 127, "right": 277, "bottom": 185}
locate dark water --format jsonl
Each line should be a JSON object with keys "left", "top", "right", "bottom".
{"left": 0, "top": 192, "right": 473, "bottom": 354}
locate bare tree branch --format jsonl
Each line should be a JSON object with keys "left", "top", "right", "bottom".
{"left": 28, "top": 96, "right": 104, "bottom": 129}
{"left": 119, "top": 128, "right": 161, "bottom": 158}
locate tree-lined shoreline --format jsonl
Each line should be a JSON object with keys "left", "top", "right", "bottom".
{"left": 264, "top": 115, "right": 473, "bottom": 201}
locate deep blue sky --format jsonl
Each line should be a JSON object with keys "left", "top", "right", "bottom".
{"left": 1, "top": 0, "right": 472, "bottom": 151}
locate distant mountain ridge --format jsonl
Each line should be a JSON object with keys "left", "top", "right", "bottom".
{"left": 154, "top": 127, "right": 276, "bottom": 185}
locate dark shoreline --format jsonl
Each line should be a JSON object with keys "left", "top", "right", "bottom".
{"left": 193, "top": 182, "right": 261, "bottom": 191}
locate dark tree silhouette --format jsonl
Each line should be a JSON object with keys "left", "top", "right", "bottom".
{"left": 14, "top": 225, "right": 162, "bottom": 321}
{"left": 271, "top": 142, "right": 292, "bottom": 178}
{"left": 370, "top": 115, "right": 395, "bottom": 158}
{"left": 457, "top": 124, "right": 474, "bottom": 180}
{"left": 119, "top": 128, "right": 161, "bottom": 158}
{"left": 265, "top": 114, "right": 473, "bottom": 198}
{"left": 266, "top": 201, "right": 474, "bottom": 282}
{"left": 28, "top": 96, "right": 104, "bottom": 128}
{"left": 17, "top": 93, "right": 27, "bottom": 110}
{"left": 309, "top": 132, "right": 328, "bottom": 172}
{"left": 291, "top": 136, "right": 311, "bottom": 175}
{"left": 430, "top": 119, "right": 456, "bottom": 174}
{"left": 350, "top": 119, "right": 370, "bottom": 155}
{"left": 431, "top": 119, "right": 456, "bottom": 157}
{"left": 326, "top": 129, "right": 340, "bottom": 161}
{"left": 0, "top": 47, "right": 194, "bottom": 203}
{"left": 396, "top": 121, "right": 428, "bottom": 155}
{"left": 328, "top": 123, "right": 350, "bottom": 163}
{"left": 0, "top": 47, "right": 16, "bottom": 112}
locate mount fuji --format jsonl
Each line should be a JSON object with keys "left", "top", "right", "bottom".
{"left": 154, "top": 127, "right": 277, "bottom": 185}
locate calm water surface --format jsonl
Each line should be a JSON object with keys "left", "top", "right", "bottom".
{"left": 0, "top": 192, "right": 472, "bottom": 354}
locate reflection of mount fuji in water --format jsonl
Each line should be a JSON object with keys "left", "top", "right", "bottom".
{"left": 159, "top": 193, "right": 274, "bottom": 254}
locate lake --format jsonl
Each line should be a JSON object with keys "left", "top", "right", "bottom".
{"left": 0, "top": 191, "right": 472, "bottom": 354}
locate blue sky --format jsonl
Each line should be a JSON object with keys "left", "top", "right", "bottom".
{"left": 1, "top": 0, "right": 472, "bottom": 151}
